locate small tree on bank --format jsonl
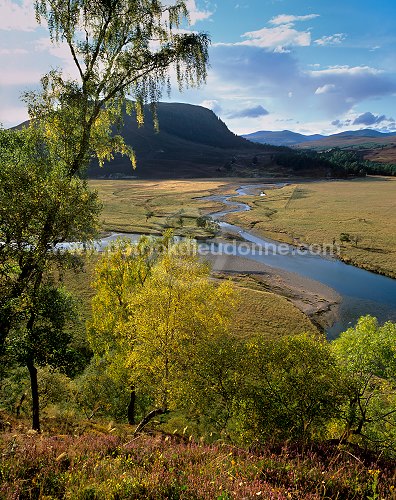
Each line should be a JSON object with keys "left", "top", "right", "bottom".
{"left": 88, "top": 238, "right": 237, "bottom": 429}
{"left": 332, "top": 315, "right": 396, "bottom": 451}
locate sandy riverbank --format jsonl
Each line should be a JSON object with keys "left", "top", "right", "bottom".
{"left": 204, "top": 252, "right": 341, "bottom": 332}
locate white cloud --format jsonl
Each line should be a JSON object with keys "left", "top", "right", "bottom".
{"left": 200, "top": 99, "right": 222, "bottom": 114}
{"left": 315, "top": 33, "right": 346, "bottom": 46}
{"left": 209, "top": 45, "right": 396, "bottom": 119}
{"left": 239, "top": 25, "right": 311, "bottom": 50}
{"left": 269, "top": 14, "right": 319, "bottom": 26}
{"left": 310, "top": 65, "right": 383, "bottom": 77}
{"left": 186, "top": 0, "right": 213, "bottom": 26}
{"left": 315, "top": 84, "right": 336, "bottom": 94}
{"left": 34, "top": 37, "right": 80, "bottom": 79}
{"left": 0, "top": 66, "right": 43, "bottom": 86}
{"left": 0, "top": 0, "right": 37, "bottom": 32}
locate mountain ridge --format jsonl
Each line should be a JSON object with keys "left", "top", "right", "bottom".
{"left": 242, "top": 128, "right": 396, "bottom": 148}
{"left": 242, "top": 130, "right": 325, "bottom": 147}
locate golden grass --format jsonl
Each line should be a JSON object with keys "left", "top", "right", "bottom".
{"left": 89, "top": 179, "right": 236, "bottom": 236}
{"left": 227, "top": 176, "right": 396, "bottom": 277}
{"left": 232, "top": 285, "right": 318, "bottom": 338}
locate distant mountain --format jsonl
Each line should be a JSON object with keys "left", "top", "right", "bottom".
{"left": 331, "top": 129, "right": 395, "bottom": 138}
{"left": 295, "top": 129, "right": 396, "bottom": 151}
{"left": 243, "top": 128, "right": 396, "bottom": 158}
{"left": 242, "top": 130, "right": 325, "bottom": 147}
{"left": 88, "top": 102, "right": 270, "bottom": 178}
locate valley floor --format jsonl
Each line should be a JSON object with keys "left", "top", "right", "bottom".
{"left": 90, "top": 175, "right": 395, "bottom": 331}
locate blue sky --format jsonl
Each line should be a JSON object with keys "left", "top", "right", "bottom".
{"left": 1, "top": 0, "right": 396, "bottom": 135}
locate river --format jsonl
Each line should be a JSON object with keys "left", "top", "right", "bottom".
{"left": 204, "top": 184, "right": 396, "bottom": 337}
{"left": 63, "top": 182, "right": 396, "bottom": 337}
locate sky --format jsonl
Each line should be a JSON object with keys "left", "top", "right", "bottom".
{"left": 1, "top": 0, "right": 396, "bottom": 135}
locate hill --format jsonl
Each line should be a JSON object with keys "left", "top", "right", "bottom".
{"left": 243, "top": 128, "right": 396, "bottom": 151}
{"left": 242, "top": 130, "right": 324, "bottom": 146}
{"left": 295, "top": 130, "right": 396, "bottom": 151}
{"left": 331, "top": 128, "right": 394, "bottom": 138}
{"left": 88, "top": 102, "right": 275, "bottom": 178}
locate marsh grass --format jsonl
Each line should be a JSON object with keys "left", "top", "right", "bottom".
{"left": 89, "top": 179, "right": 237, "bottom": 237}
{"left": 226, "top": 177, "right": 396, "bottom": 277}
{"left": 230, "top": 284, "right": 318, "bottom": 338}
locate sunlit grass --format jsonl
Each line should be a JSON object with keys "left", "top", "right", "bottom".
{"left": 232, "top": 285, "right": 318, "bottom": 338}
{"left": 227, "top": 176, "right": 396, "bottom": 277}
{"left": 89, "top": 179, "right": 236, "bottom": 236}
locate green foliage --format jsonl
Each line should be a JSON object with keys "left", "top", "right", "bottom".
{"left": 125, "top": 245, "right": 236, "bottom": 412}
{"left": 2, "top": 0, "right": 209, "bottom": 432}
{"left": 31, "top": 0, "right": 210, "bottom": 176}
{"left": 241, "top": 333, "right": 343, "bottom": 443}
{"left": 340, "top": 232, "right": 351, "bottom": 242}
{"left": 0, "top": 124, "right": 101, "bottom": 429}
{"left": 88, "top": 236, "right": 237, "bottom": 425}
{"left": 195, "top": 215, "right": 220, "bottom": 235}
{"left": 75, "top": 358, "right": 133, "bottom": 421}
{"left": 87, "top": 233, "right": 171, "bottom": 369}
{"left": 7, "top": 285, "right": 77, "bottom": 369}
{"left": 274, "top": 147, "right": 396, "bottom": 177}
{"left": 332, "top": 315, "right": 396, "bottom": 453}
{"left": 0, "top": 126, "right": 101, "bottom": 353}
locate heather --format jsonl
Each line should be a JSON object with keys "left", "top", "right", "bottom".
{"left": 1, "top": 430, "right": 395, "bottom": 499}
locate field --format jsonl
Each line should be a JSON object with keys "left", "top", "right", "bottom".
{"left": 230, "top": 284, "right": 318, "bottom": 338}
{"left": 364, "top": 145, "right": 396, "bottom": 164}
{"left": 91, "top": 176, "right": 396, "bottom": 277}
{"left": 226, "top": 176, "right": 396, "bottom": 277}
{"left": 295, "top": 134, "right": 396, "bottom": 151}
{"left": 89, "top": 179, "right": 237, "bottom": 236}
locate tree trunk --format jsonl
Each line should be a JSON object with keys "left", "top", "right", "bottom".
{"left": 134, "top": 408, "right": 168, "bottom": 435}
{"left": 127, "top": 387, "right": 136, "bottom": 425}
{"left": 27, "top": 360, "right": 40, "bottom": 432}
{"left": 15, "top": 392, "right": 27, "bottom": 417}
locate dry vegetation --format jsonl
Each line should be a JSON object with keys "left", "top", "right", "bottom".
{"left": 90, "top": 179, "right": 237, "bottom": 236}
{"left": 91, "top": 177, "right": 396, "bottom": 278}
{"left": 365, "top": 145, "right": 396, "bottom": 164}
{"left": 226, "top": 176, "right": 396, "bottom": 277}
{"left": 231, "top": 284, "right": 318, "bottom": 338}
{"left": 1, "top": 430, "right": 395, "bottom": 500}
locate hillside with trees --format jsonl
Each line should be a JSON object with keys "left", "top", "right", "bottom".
{"left": 1, "top": 1, "right": 396, "bottom": 498}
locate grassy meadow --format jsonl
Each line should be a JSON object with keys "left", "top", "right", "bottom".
{"left": 230, "top": 284, "right": 318, "bottom": 338}
{"left": 226, "top": 176, "right": 396, "bottom": 277}
{"left": 89, "top": 179, "right": 236, "bottom": 236}
{"left": 90, "top": 176, "right": 396, "bottom": 277}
